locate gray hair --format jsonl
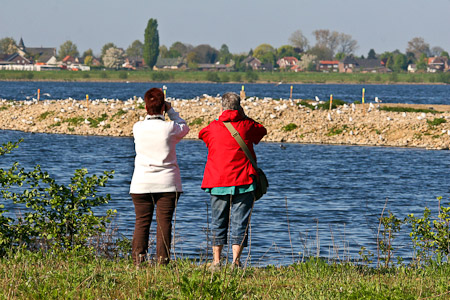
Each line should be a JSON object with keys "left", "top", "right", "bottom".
{"left": 221, "top": 92, "right": 241, "bottom": 111}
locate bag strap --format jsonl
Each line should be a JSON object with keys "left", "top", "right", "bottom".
{"left": 223, "top": 121, "right": 258, "bottom": 169}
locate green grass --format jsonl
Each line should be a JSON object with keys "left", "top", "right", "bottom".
{"left": 379, "top": 106, "right": 441, "bottom": 114}
{"left": 327, "top": 125, "right": 349, "bottom": 136}
{"left": 1, "top": 69, "right": 450, "bottom": 84}
{"left": 297, "top": 100, "right": 316, "bottom": 110}
{"left": 111, "top": 109, "right": 127, "bottom": 119}
{"left": 1, "top": 250, "right": 449, "bottom": 299}
{"left": 38, "top": 111, "right": 54, "bottom": 121}
{"left": 87, "top": 113, "right": 108, "bottom": 128}
{"left": 318, "top": 99, "right": 347, "bottom": 110}
{"left": 282, "top": 123, "right": 298, "bottom": 132}
{"left": 189, "top": 117, "right": 204, "bottom": 126}
{"left": 427, "top": 117, "right": 447, "bottom": 127}
{"left": 64, "top": 116, "right": 85, "bottom": 126}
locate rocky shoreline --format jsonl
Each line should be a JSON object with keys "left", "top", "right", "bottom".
{"left": 1, "top": 96, "right": 450, "bottom": 150}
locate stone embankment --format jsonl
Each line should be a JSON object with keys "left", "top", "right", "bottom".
{"left": 1, "top": 96, "right": 450, "bottom": 150}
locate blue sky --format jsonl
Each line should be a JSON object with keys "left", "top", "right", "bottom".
{"left": 1, "top": 0, "right": 449, "bottom": 57}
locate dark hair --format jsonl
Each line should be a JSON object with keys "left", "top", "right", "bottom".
{"left": 144, "top": 88, "right": 165, "bottom": 115}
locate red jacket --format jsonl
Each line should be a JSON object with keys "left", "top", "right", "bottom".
{"left": 199, "top": 110, "right": 267, "bottom": 188}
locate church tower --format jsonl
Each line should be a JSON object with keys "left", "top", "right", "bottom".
{"left": 18, "top": 38, "right": 25, "bottom": 51}
{"left": 17, "top": 38, "right": 26, "bottom": 56}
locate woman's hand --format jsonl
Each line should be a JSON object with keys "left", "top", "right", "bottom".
{"left": 164, "top": 101, "right": 172, "bottom": 112}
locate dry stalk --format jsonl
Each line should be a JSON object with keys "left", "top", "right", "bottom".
{"left": 284, "top": 197, "right": 295, "bottom": 263}
{"left": 376, "top": 197, "right": 388, "bottom": 268}
{"left": 329, "top": 224, "right": 341, "bottom": 263}
{"left": 315, "top": 218, "right": 320, "bottom": 259}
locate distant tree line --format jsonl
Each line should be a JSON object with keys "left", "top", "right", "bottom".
{"left": 0, "top": 21, "right": 449, "bottom": 72}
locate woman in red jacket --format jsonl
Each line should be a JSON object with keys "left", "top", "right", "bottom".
{"left": 199, "top": 92, "right": 267, "bottom": 269}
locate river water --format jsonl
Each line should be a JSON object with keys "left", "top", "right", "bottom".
{"left": 1, "top": 81, "right": 449, "bottom": 265}
{"left": 1, "top": 81, "right": 450, "bottom": 105}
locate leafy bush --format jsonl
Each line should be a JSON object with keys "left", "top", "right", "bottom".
{"left": 378, "top": 211, "right": 403, "bottom": 267}
{"left": 0, "top": 140, "right": 23, "bottom": 253}
{"left": 407, "top": 197, "right": 450, "bottom": 264}
{"left": 0, "top": 140, "right": 115, "bottom": 254}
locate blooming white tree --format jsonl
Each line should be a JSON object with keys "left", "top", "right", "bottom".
{"left": 102, "top": 47, "right": 125, "bottom": 69}
{"left": 0, "top": 37, "right": 17, "bottom": 55}
{"left": 297, "top": 54, "right": 317, "bottom": 71}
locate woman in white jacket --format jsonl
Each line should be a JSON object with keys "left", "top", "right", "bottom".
{"left": 130, "top": 87, "right": 189, "bottom": 266}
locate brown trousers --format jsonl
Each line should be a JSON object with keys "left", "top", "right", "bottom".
{"left": 131, "top": 192, "right": 179, "bottom": 265}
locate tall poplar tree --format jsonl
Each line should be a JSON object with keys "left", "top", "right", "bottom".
{"left": 143, "top": 18, "right": 159, "bottom": 68}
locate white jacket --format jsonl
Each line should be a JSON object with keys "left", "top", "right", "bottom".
{"left": 129, "top": 108, "right": 190, "bottom": 193}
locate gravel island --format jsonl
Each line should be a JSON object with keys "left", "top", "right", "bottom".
{"left": 1, "top": 96, "right": 450, "bottom": 150}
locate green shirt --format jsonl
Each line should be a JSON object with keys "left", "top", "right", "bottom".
{"left": 204, "top": 182, "right": 256, "bottom": 195}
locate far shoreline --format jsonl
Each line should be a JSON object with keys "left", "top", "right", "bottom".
{"left": 0, "top": 78, "right": 448, "bottom": 86}
{"left": 1, "top": 69, "right": 449, "bottom": 86}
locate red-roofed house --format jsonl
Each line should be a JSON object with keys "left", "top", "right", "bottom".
{"left": 427, "top": 56, "right": 448, "bottom": 73}
{"left": 277, "top": 56, "right": 298, "bottom": 69}
{"left": 291, "top": 65, "right": 303, "bottom": 72}
{"left": 317, "top": 60, "right": 339, "bottom": 72}
{"left": 62, "top": 55, "right": 79, "bottom": 65}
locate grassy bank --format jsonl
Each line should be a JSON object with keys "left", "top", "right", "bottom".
{"left": 2, "top": 141, "right": 450, "bottom": 299}
{"left": 1, "top": 249, "right": 450, "bottom": 299}
{"left": 1, "top": 69, "right": 450, "bottom": 84}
